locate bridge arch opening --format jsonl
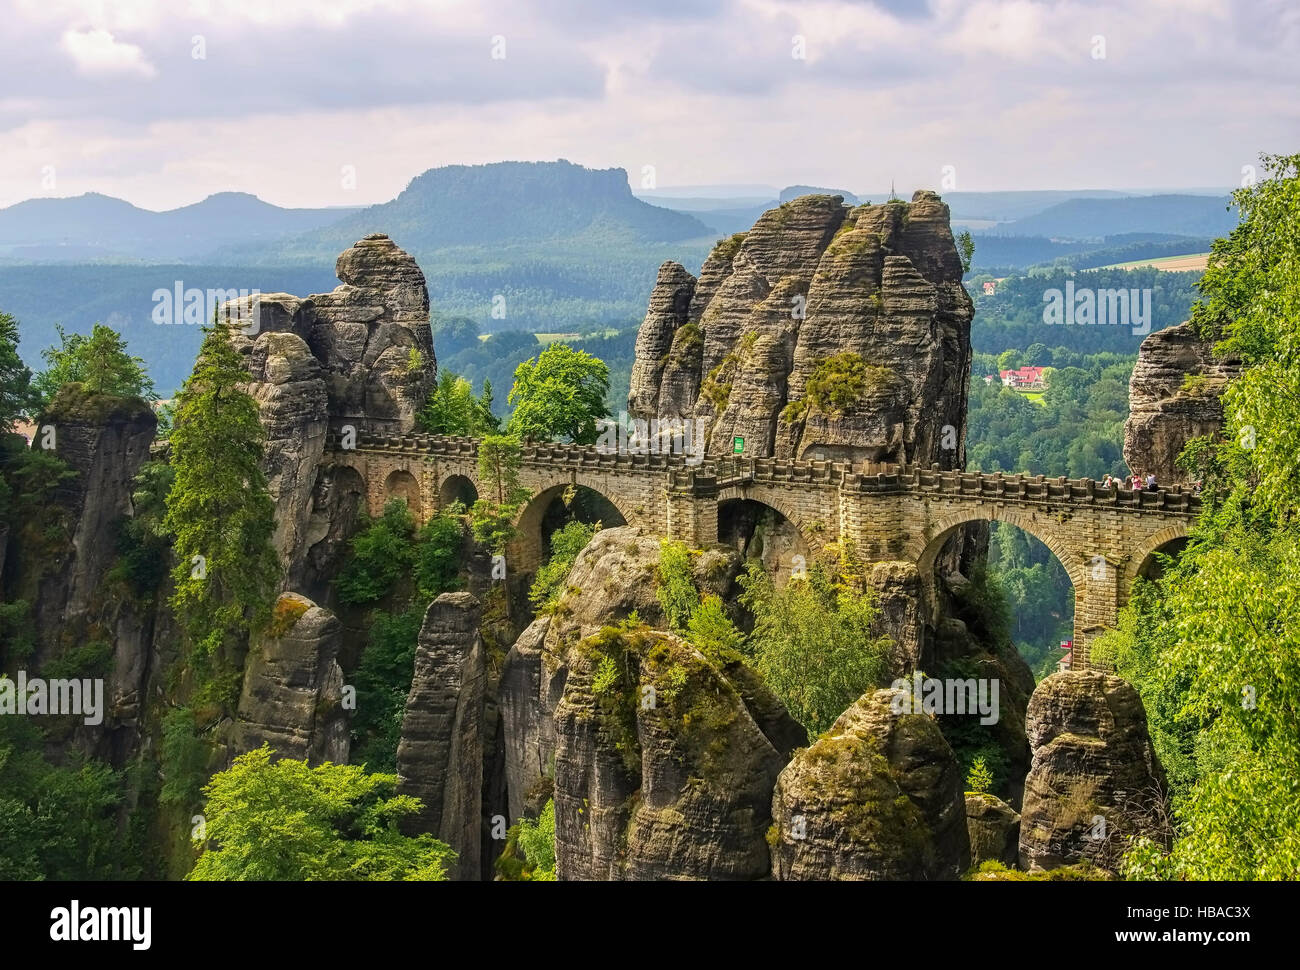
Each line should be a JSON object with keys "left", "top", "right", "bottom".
{"left": 511, "top": 482, "right": 627, "bottom": 576}
{"left": 324, "top": 464, "right": 367, "bottom": 534}
{"left": 917, "top": 517, "right": 1080, "bottom": 682}
{"left": 384, "top": 469, "right": 421, "bottom": 519}
{"left": 1133, "top": 535, "right": 1191, "bottom": 582}
{"left": 439, "top": 474, "right": 478, "bottom": 510}
{"left": 718, "top": 497, "right": 810, "bottom": 586}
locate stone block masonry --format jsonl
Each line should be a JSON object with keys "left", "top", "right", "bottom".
{"left": 326, "top": 432, "right": 1196, "bottom": 669}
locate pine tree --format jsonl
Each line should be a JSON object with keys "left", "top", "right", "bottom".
{"left": 163, "top": 324, "right": 279, "bottom": 706}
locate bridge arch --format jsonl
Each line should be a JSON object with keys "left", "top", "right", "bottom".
{"left": 508, "top": 477, "right": 635, "bottom": 575}
{"left": 1126, "top": 523, "right": 1193, "bottom": 582}
{"left": 913, "top": 508, "right": 1086, "bottom": 592}
{"left": 439, "top": 473, "right": 479, "bottom": 508}
{"left": 384, "top": 468, "right": 422, "bottom": 519}
{"left": 716, "top": 487, "right": 813, "bottom": 585}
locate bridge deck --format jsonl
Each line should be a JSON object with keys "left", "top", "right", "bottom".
{"left": 325, "top": 431, "right": 1200, "bottom": 517}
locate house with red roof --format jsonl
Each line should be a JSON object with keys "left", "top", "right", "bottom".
{"left": 999, "top": 365, "right": 1047, "bottom": 390}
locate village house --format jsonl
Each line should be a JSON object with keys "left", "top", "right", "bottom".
{"left": 999, "top": 365, "right": 1048, "bottom": 390}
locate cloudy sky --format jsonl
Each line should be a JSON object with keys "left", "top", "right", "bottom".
{"left": 1, "top": 0, "right": 1296, "bottom": 210}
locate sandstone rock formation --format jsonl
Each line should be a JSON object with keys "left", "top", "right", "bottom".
{"left": 1124, "top": 321, "right": 1241, "bottom": 484}
{"left": 228, "top": 233, "right": 436, "bottom": 434}
{"left": 495, "top": 525, "right": 809, "bottom": 879}
{"left": 1019, "top": 671, "right": 1170, "bottom": 873}
{"left": 498, "top": 526, "right": 747, "bottom": 822}
{"left": 628, "top": 192, "right": 973, "bottom": 467}
{"left": 770, "top": 687, "right": 970, "bottom": 880}
{"left": 221, "top": 233, "right": 437, "bottom": 589}
{"left": 396, "top": 592, "right": 486, "bottom": 880}
{"left": 29, "top": 388, "right": 157, "bottom": 655}
{"left": 230, "top": 592, "right": 350, "bottom": 766}
{"left": 966, "top": 792, "right": 1021, "bottom": 867}
{"left": 553, "top": 624, "right": 801, "bottom": 880}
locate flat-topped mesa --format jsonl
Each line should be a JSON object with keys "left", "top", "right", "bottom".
{"left": 627, "top": 190, "right": 974, "bottom": 466}
{"left": 221, "top": 232, "right": 437, "bottom": 435}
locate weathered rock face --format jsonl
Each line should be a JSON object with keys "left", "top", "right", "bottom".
{"left": 628, "top": 192, "right": 973, "bottom": 467}
{"left": 770, "top": 687, "right": 970, "bottom": 880}
{"left": 553, "top": 625, "right": 803, "bottom": 880}
{"left": 217, "top": 234, "right": 435, "bottom": 593}
{"left": 29, "top": 389, "right": 157, "bottom": 663}
{"left": 1124, "top": 322, "right": 1241, "bottom": 484}
{"left": 1019, "top": 671, "right": 1170, "bottom": 873}
{"left": 867, "top": 561, "right": 926, "bottom": 676}
{"left": 498, "top": 616, "right": 560, "bottom": 825}
{"left": 230, "top": 592, "right": 350, "bottom": 766}
{"left": 396, "top": 592, "right": 485, "bottom": 880}
{"left": 966, "top": 792, "right": 1021, "bottom": 868}
{"left": 245, "top": 332, "right": 330, "bottom": 574}
{"left": 227, "top": 233, "right": 436, "bottom": 437}
{"left": 497, "top": 526, "right": 746, "bottom": 820}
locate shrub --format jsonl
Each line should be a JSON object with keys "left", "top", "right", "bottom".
{"left": 655, "top": 540, "right": 697, "bottom": 631}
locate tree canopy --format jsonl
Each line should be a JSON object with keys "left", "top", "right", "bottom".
{"left": 33, "top": 323, "right": 155, "bottom": 408}
{"left": 163, "top": 325, "right": 279, "bottom": 707}
{"left": 506, "top": 343, "right": 610, "bottom": 444}
{"left": 188, "top": 746, "right": 455, "bottom": 881}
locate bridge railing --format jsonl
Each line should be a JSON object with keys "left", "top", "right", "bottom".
{"left": 326, "top": 431, "right": 1201, "bottom": 515}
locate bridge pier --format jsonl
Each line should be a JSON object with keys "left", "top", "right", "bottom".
{"left": 665, "top": 467, "right": 720, "bottom": 547}
{"left": 1073, "top": 558, "right": 1123, "bottom": 670}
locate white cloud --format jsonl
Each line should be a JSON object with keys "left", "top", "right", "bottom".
{"left": 61, "top": 28, "right": 157, "bottom": 78}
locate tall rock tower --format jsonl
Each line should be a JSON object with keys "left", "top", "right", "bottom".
{"left": 627, "top": 191, "right": 973, "bottom": 468}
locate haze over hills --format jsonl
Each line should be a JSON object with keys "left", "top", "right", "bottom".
{"left": 991, "top": 194, "right": 1237, "bottom": 240}
{"left": 0, "top": 160, "right": 1235, "bottom": 394}
{"left": 0, "top": 191, "right": 361, "bottom": 263}
{"left": 216, "top": 160, "right": 715, "bottom": 265}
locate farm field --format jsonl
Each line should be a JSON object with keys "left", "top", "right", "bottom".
{"left": 1098, "top": 252, "right": 1209, "bottom": 272}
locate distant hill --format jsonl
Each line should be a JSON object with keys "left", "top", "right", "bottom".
{"left": 227, "top": 160, "right": 714, "bottom": 263}
{"left": 2, "top": 163, "right": 722, "bottom": 391}
{"left": 993, "top": 194, "right": 1237, "bottom": 240}
{"left": 778, "top": 185, "right": 860, "bottom": 204}
{"left": 0, "top": 192, "right": 360, "bottom": 262}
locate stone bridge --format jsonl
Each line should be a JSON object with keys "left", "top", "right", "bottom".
{"left": 324, "top": 430, "right": 1200, "bottom": 668}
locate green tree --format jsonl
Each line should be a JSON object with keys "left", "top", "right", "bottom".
{"left": 0, "top": 714, "right": 131, "bottom": 880}
{"left": 966, "top": 757, "right": 994, "bottom": 794}
{"left": 0, "top": 312, "right": 36, "bottom": 430}
{"left": 415, "top": 512, "right": 465, "bottom": 600}
{"left": 655, "top": 539, "right": 697, "bottom": 632}
{"left": 1106, "top": 155, "right": 1300, "bottom": 880}
{"left": 477, "top": 433, "right": 527, "bottom": 507}
{"left": 418, "top": 370, "right": 497, "bottom": 436}
{"left": 33, "top": 323, "right": 155, "bottom": 407}
{"left": 336, "top": 500, "right": 418, "bottom": 606}
{"left": 188, "top": 746, "right": 454, "bottom": 880}
{"left": 530, "top": 519, "right": 598, "bottom": 611}
{"left": 506, "top": 343, "right": 610, "bottom": 444}
{"left": 739, "top": 560, "right": 891, "bottom": 735}
{"left": 163, "top": 325, "right": 278, "bottom": 704}
{"left": 685, "top": 594, "right": 744, "bottom": 666}
{"left": 956, "top": 229, "right": 975, "bottom": 276}
{"left": 350, "top": 604, "right": 426, "bottom": 774}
